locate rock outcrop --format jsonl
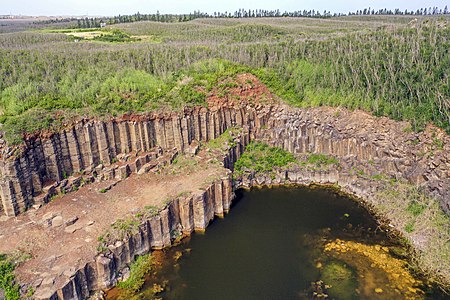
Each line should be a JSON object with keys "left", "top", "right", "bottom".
{"left": 34, "top": 173, "right": 234, "bottom": 299}
{"left": 0, "top": 105, "right": 260, "bottom": 216}
{"left": 1, "top": 104, "right": 448, "bottom": 215}
{"left": 0, "top": 101, "right": 449, "bottom": 299}
{"left": 254, "top": 106, "right": 449, "bottom": 213}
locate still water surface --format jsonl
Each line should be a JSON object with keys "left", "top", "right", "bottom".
{"left": 112, "top": 186, "right": 445, "bottom": 300}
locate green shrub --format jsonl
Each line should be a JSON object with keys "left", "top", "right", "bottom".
{"left": 207, "top": 127, "right": 242, "bottom": 150}
{"left": 93, "top": 29, "right": 139, "bottom": 43}
{"left": 305, "top": 153, "right": 339, "bottom": 167}
{"left": 234, "top": 142, "right": 296, "bottom": 176}
{"left": 0, "top": 255, "right": 20, "bottom": 300}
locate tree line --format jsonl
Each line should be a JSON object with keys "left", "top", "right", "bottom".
{"left": 349, "top": 6, "right": 449, "bottom": 16}
{"left": 31, "top": 6, "right": 450, "bottom": 29}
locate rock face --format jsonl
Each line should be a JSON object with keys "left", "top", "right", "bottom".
{"left": 2, "top": 103, "right": 448, "bottom": 299}
{"left": 1, "top": 104, "right": 448, "bottom": 217}
{"left": 254, "top": 106, "right": 450, "bottom": 213}
{"left": 34, "top": 174, "right": 234, "bottom": 300}
{"left": 0, "top": 105, "right": 256, "bottom": 216}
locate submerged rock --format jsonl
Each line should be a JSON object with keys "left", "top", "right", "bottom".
{"left": 320, "top": 261, "right": 357, "bottom": 300}
{"left": 324, "top": 239, "right": 425, "bottom": 299}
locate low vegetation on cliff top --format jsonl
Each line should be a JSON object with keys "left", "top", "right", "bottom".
{"left": 207, "top": 127, "right": 243, "bottom": 151}
{"left": 1, "top": 59, "right": 246, "bottom": 144}
{"left": 0, "top": 16, "right": 449, "bottom": 144}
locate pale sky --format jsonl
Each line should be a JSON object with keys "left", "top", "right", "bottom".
{"left": 0, "top": 0, "right": 448, "bottom": 16}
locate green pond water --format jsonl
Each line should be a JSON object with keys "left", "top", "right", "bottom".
{"left": 109, "top": 186, "right": 446, "bottom": 300}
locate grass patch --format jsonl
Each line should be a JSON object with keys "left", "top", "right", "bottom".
{"left": 405, "top": 221, "right": 415, "bottom": 233}
{"left": 433, "top": 138, "right": 444, "bottom": 150}
{"left": 303, "top": 153, "right": 339, "bottom": 168}
{"left": 111, "top": 219, "right": 141, "bottom": 239}
{"left": 406, "top": 201, "right": 427, "bottom": 217}
{"left": 142, "top": 205, "right": 159, "bottom": 218}
{"left": 97, "top": 218, "right": 142, "bottom": 252}
{"left": 92, "top": 29, "right": 140, "bottom": 43}
{"left": 96, "top": 235, "right": 109, "bottom": 253}
{"left": 97, "top": 205, "right": 164, "bottom": 252}
{"left": 370, "top": 173, "right": 387, "bottom": 181}
{"left": 168, "top": 154, "right": 201, "bottom": 175}
{"left": 117, "top": 254, "right": 152, "bottom": 292}
{"left": 234, "top": 142, "right": 296, "bottom": 176}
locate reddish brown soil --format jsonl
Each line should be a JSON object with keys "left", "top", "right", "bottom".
{"left": 207, "top": 73, "right": 278, "bottom": 108}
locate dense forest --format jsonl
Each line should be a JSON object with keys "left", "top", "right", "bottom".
{"left": 0, "top": 15, "right": 448, "bottom": 144}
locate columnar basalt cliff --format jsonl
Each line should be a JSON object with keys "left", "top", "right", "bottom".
{"left": 39, "top": 173, "right": 235, "bottom": 300}
{"left": 0, "top": 105, "right": 260, "bottom": 217}
{"left": 37, "top": 127, "right": 252, "bottom": 299}
{"left": 1, "top": 104, "right": 448, "bottom": 217}
{"left": 255, "top": 106, "right": 450, "bottom": 213}
{"left": 0, "top": 100, "right": 449, "bottom": 299}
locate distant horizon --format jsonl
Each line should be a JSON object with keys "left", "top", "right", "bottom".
{"left": 1, "top": 0, "right": 448, "bottom": 17}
